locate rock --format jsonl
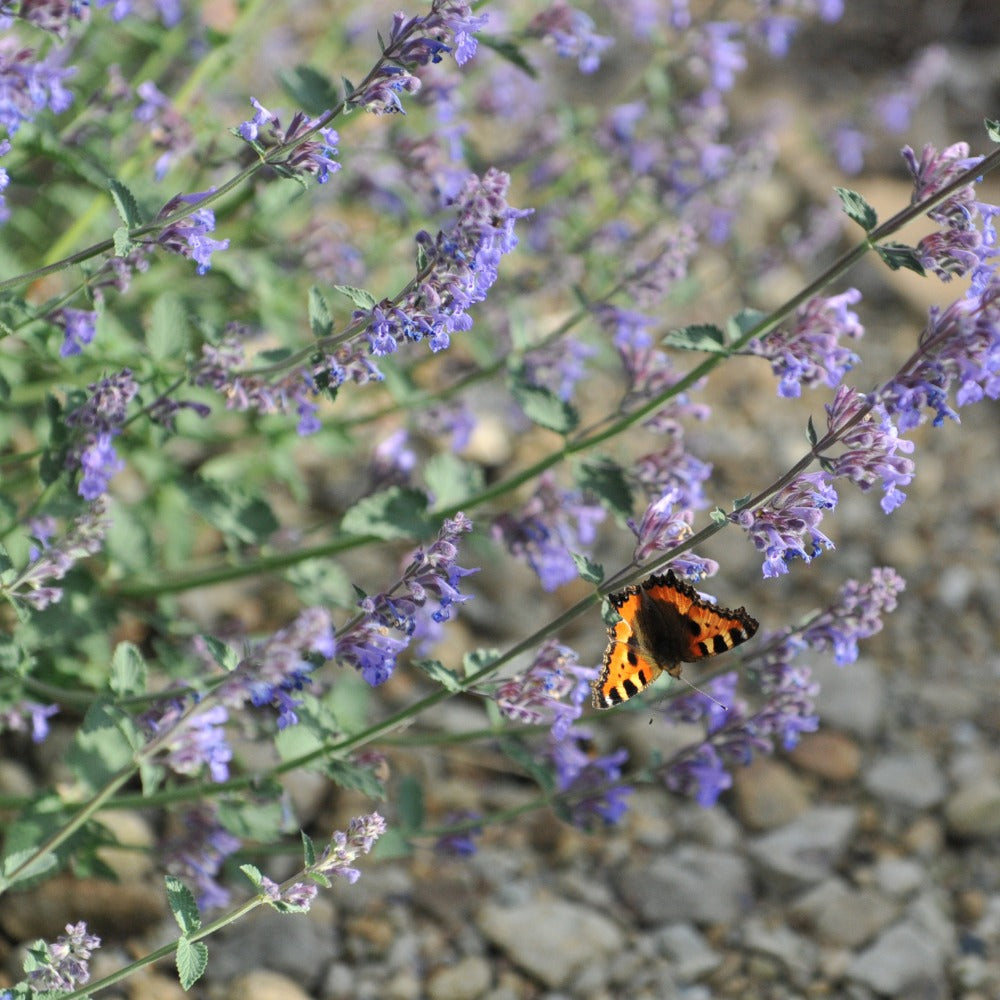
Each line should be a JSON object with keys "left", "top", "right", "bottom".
{"left": 616, "top": 846, "right": 752, "bottom": 926}
{"left": 656, "top": 923, "right": 721, "bottom": 981}
{"left": 846, "top": 922, "right": 948, "bottom": 996}
{"left": 748, "top": 806, "right": 858, "bottom": 888}
{"left": 742, "top": 916, "right": 818, "bottom": 987}
{"left": 94, "top": 810, "right": 156, "bottom": 881}
{"left": 902, "top": 815, "right": 945, "bottom": 858}
{"left": 944, "top": 778, "right": 1000, "bottom": 838}
{"left": 226, "top": 970, "right": 312, "bottom": 1000}
{"left": 731, "top": 757, "right": 810, "bottom": 830}
{"left": 478, "top": 895, "right": 623, "bottom": 989}
{"left": 810, "top": 656, "right": 883, "bottom": 739}
{"left": 786, "top": 730, "right": 862, "bottom": 783}
{"left": 863, "top": 750, "right": 947, "bottom": 810}
{"left": 427, "top": 956, "right": 492, "bottom": 1000}
{"left": 873, "top": 857, "right": 926, "bottom": 898}
{"left": 126, "top": 971, "right": 187, "bottom": 1000}
{"left": 790, "top": 878, "right": 899, "bottom": 947}
{"left": 0, "top": 873, "right": 164, "bottom": 941}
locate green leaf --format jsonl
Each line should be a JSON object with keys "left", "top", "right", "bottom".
{"left": 572, "top": 551, "right": 604, "bottom": 584}
{"left": 182, "top": 477, "right": 280, "bottom": 545}
{"left": 108, "top": 178, "right": 144, "bottom": 228}
{"left": 727, "top": 308, "right": 768, "bottom": 340}
{"left": 662, "top": 323, "right": 728, "bottom": 353}
{"left": 0, "top": 292, "right": 33, "bottom": 336}
{"left": 332, "top": 284, "right": 377, "bottom": 310}
{"left": 308, "top": 286, "right": 333, "bottom": 338}
{"left": 875, "top": 241, "right": 926, "bottom": 274}
{"left": 165, "top": 875, "right": 202, "bottom": 934}
{"left": 278, "top": 65, "right": 339, "bottom": 116}
{"left": 397, "top": 775, "right": 424, "bottom": 831}
{"left": 109, "top": 641, "right": 147, "bottom": 697}
{"left": 239, "top": 863, "right": 265, "bottom": 891}
{"left": 508, "top": 366, "right": 579, "bottom": 434}
{"left": 176, "top": 937, "right": 209, "bottom": 991}
{"left": 199, "top": 634, "right": 240, "bottom": 672}
{"left": 710, "top": 507, "right": 729, "bottom": 524}
{"left": 806, "top": 415, "right": 819, "bottom": 447}
{"left": 573, "top": 458, "right": 633, "bottom": 522}
{"left": 340, "top": 486, "right": 431, "bottom": 540}
{"left": 413, "top": 657, "right": 463, "bottom": 692}
{"left": 323, "top": 759, "right": 385, "bottom": 799}
{"left": 835, "top": 186, "right": 878, "bottom": 231}
{"left": 499, "top": 736, "right": 555, "bottom": 793}
{"left": 478, "top": 33, "right": 537, "bottom": 77}
{"left": 66, "top": 700, "right": 140, "bottom": 793}
{"left": 986, "top": 118, "right": 1000, "bottom": 144}
{"left": 424, "top": 452, "right": 483, "bottom": 511}
{"left": 147, "top": 293, "right": 188, "bottom": 359}
{"left": 302, "top": 831, "right": 317, "bottom": 868}
{"left": 217, "top": 793, "right": 285, "bottom": 841}
{"left": 463, "top": 647, "right": 500, "bottom": 678}
{"left": 113, "top": 226, "right": 135, "bottom": 257}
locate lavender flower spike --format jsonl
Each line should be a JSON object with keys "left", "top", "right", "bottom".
{"left": 315, "top": 812, "right": 387, "bottom": 884}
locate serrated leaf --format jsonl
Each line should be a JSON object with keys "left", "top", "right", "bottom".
{"left": 727, "top": 308, "right": 768, "bottom": 340}
{"left": 108, "top": 178, "right": 144, "bottom": 228}
{"left": 66, "top": 700, "right": 140, "bottom": 793}
{"left": 302, "top": 831, "right": 317, "bottom": 867}
{"left": 710, "top": 507, "right": 729, "bottom": 524}
{"left": 199, "top": 634, "right": 239, "bottom": 672}
{"left": 662, "top": 323, "right": 728, "bottom": 353}
{"left": 148, "top": 292, "right": 188, "bottom": 360}
{"left": 176, "top": 937, "right": 209, "bottom": 991}
{"left": 573, "top": 458, "right": 633, "bottom": 522}
{"left": 397, "top": 775, "right": 424, "bottom": 831}
{"left": 239, "top": 863, "right": 265, "bottom": 891}
{"left": 182, "top": 478, "right": 280, "bottom": 544}
{"left": 508, "top": 367, "right": 578, "bottom": 434}
{"left": 478, "top": 33, "right": 537, "bottom": 77}
{"left": 875, "top": 241, "right": 925, "bottom": 274}
{"left": 165, "top": 875, "right": 202, "bottom": 934}
{"left": 308, "top": 286, "right": 333, "bottom": 338}
{"left": 278, "top": 65, "right": 339, "bottom": 116}
{"left": 332, "top": 284, "right": 377, "bottom": 310}
{"left": 463, "top": 647, "right": 500, "bottom": 678}
{"left": 110, "top": 641, "right": 147, "bottom": 696}
{"left": 413, "top": 658, "right": 463, "bottom": 692}
{"left": 340, "top": 486, "right": 430, "bottom": 540}
{"left": 835, "top": 186, "right": 878, "bottom": 231}
{"left": 986, "top": 119, "right": 1000, "bottom": 144}
{"left": 423, "top": 452, "right": 483, "bottom": 511}
{"left": 324, "top": 759, "right": 385, "bottom": 799}
{"left": 113, "top": 226, "right": 135, "bottom": 257}
{"left": 217, "top": 793, "right": 285, "bottom": 841}
{"left": 572, "top": 551, "right": 604, "bottom": 584}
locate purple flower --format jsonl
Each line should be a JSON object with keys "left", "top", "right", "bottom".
{"left": 493, "top": 473, "right": 605, "bottom": 591}
{"left": 133, "top": 79, "right": 192, "bottom": 179}
{"left": 801, "top": 566, "right": 905, "bottom": 665}
{"left": 314, "top": 812, "right": 387, "bottom": 884}
{"left": 0, "top": 37, "right": 75, "bottom": 135}
{"left": 163, "top": 804, "right": 242, "bottom": 910}
{"left": 749, "top": 289, "right": 864, "bottom": 398}
{"left": 7, "top": 500, "right": 109, "bottom": 609}
{"left": 736, "top": 472, "right": 837, "bottom": 578}
{"left": 154, "top": 190, "right": 230, "bottom": 274}
{"left": 236, "top": 99, "right": 341, "bottom": 183}
{"left": 665, "top": 743, "right": 733, "bottom": 807}
{"left": 521, "top": 337, "right": 596, "bottom": 401}
{"left": 435, "top": 811, "right": 482, "bottom": 856}
{"left": 54, "top": 307, "right": 99, "bottom": 357}
{"left": 529, "top": 2, "right": 614, "bottom": 75}
{"left": 693, "top": 22, "right": 746, "bottom": 92}
{"left": 417, "top": 401, "right": 476, "bottom": 453}
{"left": 628, "top": 489, "right": 695, "bottom": 563}
{"left": 823, "top": 387, "right": 915, "bottom": 513}
{"left": 27, "top": 922, "right": 100, "bottom": 993}
{"left": 0, "top": 700, "right": 58, "bottom": 742}
{"left": 348, "top": 170, "right": 529, "bottom": 360}
{"left": 370, "top": 428, "right": 418, "bottom": 487}
{"left": 494, "top": 639, "right": 592, "bottom": 741}
{"left": 77, "top": 432, "right": 125, "bottom": 500}
{"left": 830, "top": 123, "right": 869, "bottom": 175}
{"left": 219, "top": 608, "right": 335, "bottom": 728}
{"left": 145, "top": 701, "right": 233, "bottom": 782}
{"left": 18, "top": 0, "right": 88, "bottom": 39}
{"left": 550, "top": 731, "right": 632, "bottom": 827}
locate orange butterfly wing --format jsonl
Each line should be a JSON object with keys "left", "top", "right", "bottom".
{"left": 591, "top": 570, "right": 758, "bottom": 710}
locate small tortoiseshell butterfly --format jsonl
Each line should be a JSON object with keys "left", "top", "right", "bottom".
{"left": 591, "top": 569, "right": 758, "bottom": 709}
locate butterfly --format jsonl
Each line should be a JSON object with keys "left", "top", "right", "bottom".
{"left": 591, "top": 569, "right": 759, "bottom": 709}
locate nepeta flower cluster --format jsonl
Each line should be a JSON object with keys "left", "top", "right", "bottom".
{"left": 528, "top": 1, "right": 614, "bottom": 75}
{"left": 25, "top": 921, "right": 100, "bottom": 993}
{"left": 313, "top": 811, "right": 387, "bottom": 884}
{"left": 0, "top": 35, "right": 74, "bottom": 135}
{"left": 163, "top": 804, "right": 242, "bottom": 910}
{"left": 237, "top": 99, "right": 340, "bottom": 183}
{"left": 350, "top": 169, "right": 531, "bottom": 364}
{"left": 0, "top": 699, "right": 58, "bottom": 742}
{"left": 337, "top": 514, "right": 476, "bottom": 685}
{"left": 65, "top": 369, "right": 139, "bottom": 499}
{"left": 748, "top": 289, "right": 864, "bottom": 398}
{"left": 5, "top": 500, "right": 110, "bottom": 609}
{"left": 153, "top": 190, "right": 230, "bottom": 275}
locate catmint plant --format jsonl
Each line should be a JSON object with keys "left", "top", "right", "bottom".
{"left": 1, "top": 0, "right": 999, "bottom": 994}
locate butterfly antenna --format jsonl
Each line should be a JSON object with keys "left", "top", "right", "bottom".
{"left": 676, "top": 672, "right": 728, "bottom": 710}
